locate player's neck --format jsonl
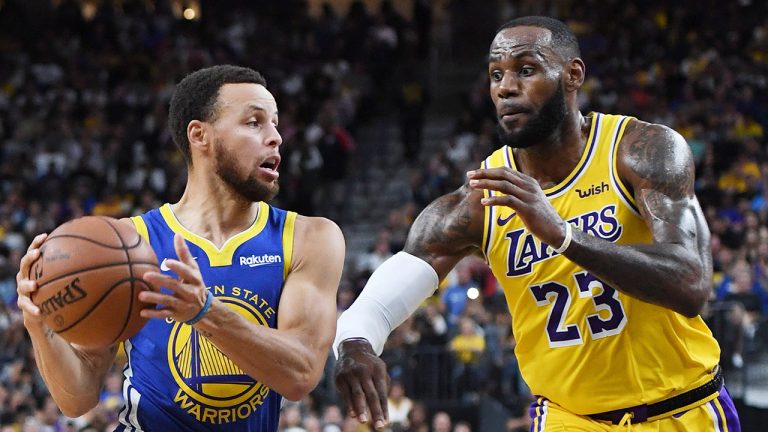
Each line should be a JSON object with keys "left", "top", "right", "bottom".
{"left": 512, "top": 111, "right": 589, "bottom": 188}
{"left": 171, "top": 178, "right": 260, "bottom": 248}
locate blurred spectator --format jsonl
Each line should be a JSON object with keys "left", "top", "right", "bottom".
{"left": 431, "top": 411, "right": 452, "bottom": 432}
{"left": 2, "top": 0, "right": 768, "bottom": 429}
{"left": 280, "top": 404, "right": 306, "bottom": 432}
{"left": 449, "top": 317, "right": 486, "bottom": 400}
{"left": 452, "top": 421, "right": 471, "bottom": 432}
{"left": 387, "top": 380, "right": 413, "bottom": 431}
{"left": 98, "top": 372, "right": 124, "bottom": 413}
{"left": 441, "top": 264, "right": 478, "bottom": 332}
{"left": 357, "top": 231, "right": 394, "bottom": 275}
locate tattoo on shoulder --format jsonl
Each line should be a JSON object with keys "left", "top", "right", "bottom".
{"left": 405, "top": 187, "right": 482, "bottom": 264}
{"left": 623, "top": 122, "right": 694, "bottom": 200}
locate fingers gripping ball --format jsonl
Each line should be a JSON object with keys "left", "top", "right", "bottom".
{"left": 30, "top": 216, "right": 159, "bottom": 348}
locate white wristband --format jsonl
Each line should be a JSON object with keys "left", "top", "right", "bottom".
{"left": 552, "top": 222, "right": 573, "bottom": 254}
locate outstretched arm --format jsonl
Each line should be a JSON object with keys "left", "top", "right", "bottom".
{"left": 141, "top": 217, "right": 344, "bottom": 401}
{"left": 334, "top": 185, "right": 486, "bottom": 429}
{"left": 565, "top": 121, "right": 711, "bottom": 317}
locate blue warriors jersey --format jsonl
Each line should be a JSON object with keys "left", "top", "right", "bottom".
{"left": 482, "top": 113, "right": 720, "bottom": 415}
{"left": 116, "top": 202, "right": 296, "bottom": 431}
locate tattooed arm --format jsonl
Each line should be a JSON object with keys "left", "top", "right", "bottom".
{"left": 562, "top": 120, "right": 711, "bottom": 317}
{"left": 403, "top": 184, "right": 487, "bottom": 279}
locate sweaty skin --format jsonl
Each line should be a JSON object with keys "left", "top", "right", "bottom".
{"left": 334, "top": 25, "right": 712, "bottom": 429}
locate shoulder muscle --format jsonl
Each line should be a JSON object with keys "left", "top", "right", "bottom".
{"left": 617, "top": 119, "right": 695, "bottom": 200}
{"left": 290, "top": 215, "right": 345, "bottom": 274}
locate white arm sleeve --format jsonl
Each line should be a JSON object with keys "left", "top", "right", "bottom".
{"left": 334, "top": 251, "right": 439, "bottom": 357}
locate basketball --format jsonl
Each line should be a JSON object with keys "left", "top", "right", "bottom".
{"left": 29, "top": 216, "right": 159, "bottom": 348}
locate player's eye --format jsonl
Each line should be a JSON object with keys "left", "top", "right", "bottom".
{"left": 247, "top": 120, "right": 260, "bottom": 128}
{"left": 520, "top": 66, "right": 535, "bottom": 77}
{"left": 491, "top": 70, "right": 503, "bottom": 81}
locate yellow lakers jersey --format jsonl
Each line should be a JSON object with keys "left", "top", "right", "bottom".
{"left": 482, "top": 113, "right": 720, "bottom": 414}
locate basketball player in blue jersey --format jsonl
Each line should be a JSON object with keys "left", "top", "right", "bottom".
{"left": 333, "top": 17, "right": 741, "bottom": 431}
{"left": 15, "top": 65, "right": 345, "bottom": 431}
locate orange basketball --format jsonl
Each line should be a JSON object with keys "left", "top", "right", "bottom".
{"left": 30, "top": 216, "right": 159, "bottom": 348}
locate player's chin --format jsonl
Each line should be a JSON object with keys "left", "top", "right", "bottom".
{"left": 265, "top": 182, "right": 280, "bottom": 200}
{"left": 499, "top": 117, "right": 526, "bottom": 132}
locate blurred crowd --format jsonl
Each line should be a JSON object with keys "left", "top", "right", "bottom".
{"left": 0, "top": 0, "right": 767, "bottom": 431}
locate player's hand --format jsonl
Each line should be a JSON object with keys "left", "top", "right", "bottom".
{"left": 468, "top": 167, "right": 567, "bottom": 247}
{"left": 334, "top": 339, "right": 389, "bottom": 430}
{"left": 139, "top": 234, "right": 209, "bottom": 323}
{"left": 16, "top": 233, "right": 48, "bottom": 328}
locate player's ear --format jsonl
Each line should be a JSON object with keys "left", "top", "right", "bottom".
{"left": 187, "top": 120, "right": 209, "bottom": 152}
{"left": 565, "top": 58, "right": 585, "bottom": 92}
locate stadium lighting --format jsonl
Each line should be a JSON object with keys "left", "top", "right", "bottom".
{"left": 183, "top": 7, "right": 196, "bottom": 20}
{"left": 466, "top": 287, "right": 480, "bottom": 300}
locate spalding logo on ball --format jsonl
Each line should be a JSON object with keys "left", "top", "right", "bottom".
{"left": 30, "top": 216, "right": 159, "bottom": 348}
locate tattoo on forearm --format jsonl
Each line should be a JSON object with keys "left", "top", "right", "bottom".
{"left": 45, "top": 328, "right": 56, "bottom": 340}
{"left": 405, "top": 189, "right": 480, "bottom": 264}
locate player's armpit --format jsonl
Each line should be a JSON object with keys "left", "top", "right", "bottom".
{"left": 403, "top": 184, "right": 486, "bottom": 279}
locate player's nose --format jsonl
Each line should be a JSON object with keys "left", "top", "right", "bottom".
{"left": 265, "top": 123, "right": 283, "bottom": 147}
{"left": 497, "top": 71, "right": 521, "bottom": 98}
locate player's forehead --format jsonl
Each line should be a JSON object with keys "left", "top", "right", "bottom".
{"left": 216, "top": 83, "right": 278, "bottom": 117}
{"left": 489, "top": 26, "right": 556, "bottom": 61}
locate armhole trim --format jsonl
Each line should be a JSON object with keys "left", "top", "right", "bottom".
{"left": 130, "top": 216, "right": 150, "bottom": 243}
{"left": 282, "top": 212, "right": 297, "bottom": 280}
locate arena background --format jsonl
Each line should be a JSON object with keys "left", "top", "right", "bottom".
{"left": 0, "top": 0, "right": 767, "bottom": 431}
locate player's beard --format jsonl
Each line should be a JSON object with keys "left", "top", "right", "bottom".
{"left": 496, "top": 82, "right": 567, "bottom": 149}
{"left": 214, "top": 139, "right": 279, "bottom": 203}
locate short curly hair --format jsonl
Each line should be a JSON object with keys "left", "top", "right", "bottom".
{"left": 168, "top": 65, "right": 267, "bottom": 165}
{"left": 496, "top": 16, "right": 581, "bottom": 60}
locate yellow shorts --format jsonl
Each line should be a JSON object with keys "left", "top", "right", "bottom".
{"left": 528, "top": 387, "right": 740, "bottom": 431}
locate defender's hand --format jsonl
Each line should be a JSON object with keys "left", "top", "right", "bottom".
{"left": 334, "top": 339, "right": 389, "bottom": 430}
{"left": 16, "top": 233, "right": 48, "bottom": 328}
{"left": 468, "top": 168, "right": 567, "bottom": 247}
{"left": 139, "top": 234, "right": 209, "bottom": 323}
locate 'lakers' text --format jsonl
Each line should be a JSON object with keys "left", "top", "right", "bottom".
{"left": 505, "top": 205, "right": 623, "bottom": 276}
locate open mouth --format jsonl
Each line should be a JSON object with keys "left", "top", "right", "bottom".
{"left": 260, "top": 156, "right": 280, "bottom": 172}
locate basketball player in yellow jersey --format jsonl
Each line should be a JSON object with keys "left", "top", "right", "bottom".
{"left": 333, "top": 17, "right": 740, "bottom": 431}
{"left": 16, "top": 65, "right": 345, "bottom": 431}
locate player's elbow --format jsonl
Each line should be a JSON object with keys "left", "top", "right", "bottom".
{"left": 281, "top": 385, "right": 313, "bottom": 402}
{"left": 280, "top": 376, "right": 318, "bottom": 401}
{"left": 679, "top": 286, "right": 708, "bottom": 318}
{"left": 283, "top": 365, "right": 324, "bottom": 401}
{"left": 676, "top": 256, "right": 707, "bottom": 318}
{"left": 678, "top": 298, "right": 706, "bottom": 318}
{"left": 57, "top": 396, "right": 99, "bottom": 418}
